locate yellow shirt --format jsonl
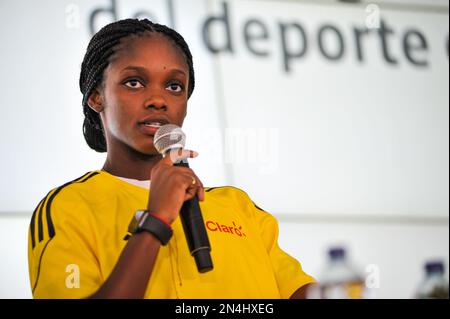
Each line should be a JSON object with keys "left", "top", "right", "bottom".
{"left": 28, "top": 170, "right": 314, "bottom": 298}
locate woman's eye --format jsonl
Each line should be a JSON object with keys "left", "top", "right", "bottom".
{"left": 167, "top": 83, "right": 183, "bottom": 92}
{"left": 124, "top": 79, "right": 144, "bottom": 88}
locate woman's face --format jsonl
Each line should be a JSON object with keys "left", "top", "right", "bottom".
{"left": 96, "top": 33, "right": 189, "bottom": 156}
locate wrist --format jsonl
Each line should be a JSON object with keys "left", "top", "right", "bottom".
{"left": 130, "top": 210, "right": 173, "bottom": 245}
{"left": 148, "top": 211, "right": 173, "bottom": 227}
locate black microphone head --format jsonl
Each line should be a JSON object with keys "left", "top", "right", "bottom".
{"left": 153, "top": 124, "right": 186, "bottom": 155}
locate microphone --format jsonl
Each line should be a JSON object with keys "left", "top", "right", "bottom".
{"left": 153, "top": 124, "right": 213, "bottom": 273}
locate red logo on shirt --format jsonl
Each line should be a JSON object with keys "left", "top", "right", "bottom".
{"left": 205, "top": 220, "right": 246, "bottom": 237}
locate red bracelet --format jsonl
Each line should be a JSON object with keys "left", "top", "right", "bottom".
{"left": 148, "top": 211, "right": 173, "bottom": 229}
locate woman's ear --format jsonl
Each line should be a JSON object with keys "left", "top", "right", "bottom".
{"left": 87, "top": 89, "right": 104, "bottom": 113}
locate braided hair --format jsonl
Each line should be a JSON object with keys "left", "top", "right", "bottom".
{"left": 79, "top": 18, "right": 195, "bottom": 152}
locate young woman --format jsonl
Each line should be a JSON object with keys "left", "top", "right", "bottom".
{"left": 28, "top": 18, "right": 315, "bottom": 299}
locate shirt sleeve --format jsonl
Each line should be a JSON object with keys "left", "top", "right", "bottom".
{"left": 252, "top": 202, "right": 316, "bottom": 298}
{"left": 28, "top": 188, "right": 102, "bottom": 299}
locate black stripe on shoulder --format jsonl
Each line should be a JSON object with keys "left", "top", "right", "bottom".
{"left": 205, "top": 186, "right": 266, "bottom": 212}
{"left": 205, "top": 185, "right": 250, "bottom": 195}
{"left": 205, "top": 186, "right": 240, "bottom": 193}
{"left": 30, "top": 197, "right": 45, "bottom": 249}
{"left": 37, "top": 195, "right": 48, "bottom": 243}
{"left": 32, "top": 171, "right": 100, "bottom": 293}
{"left": 45, "top": 171, "right": 99, "bottom": 239}
{"left": 32, "top": 237, "right": 52, "bottom": 293}
{"left": 34, "top": 171, "right": 99, "bottom": 247}
{"left": 253, "top": 202, "right": 267, "bottom": 212}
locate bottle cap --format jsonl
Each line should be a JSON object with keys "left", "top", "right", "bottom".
{"left": 329, "top": 247, "right": 345, "bottom": 259}
{"left": 425, "top": 261, "right": 444, "bottom": 274}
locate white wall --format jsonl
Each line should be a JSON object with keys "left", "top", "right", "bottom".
{"left": 0, "top": 216, "right": 32, "bottom": 298}
{"left": 216, "top": 0, "right": 449, "bottom": 218}
{"left": 0, "top": 0, "right": 448, "bottom": 298}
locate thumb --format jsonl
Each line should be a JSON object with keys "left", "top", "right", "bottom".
{"left": 161, "top": 148, "right": 199, "bottom": 165}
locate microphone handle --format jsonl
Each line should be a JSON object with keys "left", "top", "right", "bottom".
{"left": 175, "top": 160, "right": 213, "bottom": 273}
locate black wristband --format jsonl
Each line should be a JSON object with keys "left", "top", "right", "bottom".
{"left": 132, "top": 210, "right": 173, "bottom": 245}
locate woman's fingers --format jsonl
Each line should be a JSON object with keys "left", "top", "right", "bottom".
{"left": 182, "top": 173, "right": 204, "bottom": 202}
{"left": 161, "top": 149, "right": 198, "bottom": 166}
{"left": 188, "top": 174, "right": 205, "bottom": 201}
{"left": 195, "top": 175, "right": 205, "bottom": 201}
{"left": 156, "top": 149, "right": 204, "bottom": 202}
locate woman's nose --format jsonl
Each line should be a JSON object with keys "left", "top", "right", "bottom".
{"left": 144, "top": 95, "right": 167, "bottom": 111}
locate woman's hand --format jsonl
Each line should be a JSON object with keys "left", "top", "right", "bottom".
{"left": 147, "top": 149, "right": 204, "bottom": 225}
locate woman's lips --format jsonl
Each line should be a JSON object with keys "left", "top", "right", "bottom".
{"left": 138, "top": 123, "right": 160, "bottom": 136}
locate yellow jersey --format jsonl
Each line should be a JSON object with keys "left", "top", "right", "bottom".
{"left": 28, "top": 170, "right": 314, "bottom": 298}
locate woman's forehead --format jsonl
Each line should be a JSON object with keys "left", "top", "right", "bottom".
{"left": 108, "top": 33, "right": 188, "bottom": 72}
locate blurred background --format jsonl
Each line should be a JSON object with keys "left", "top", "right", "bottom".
{"left": 0, "top": 0, "right": 448, "bottom": 298}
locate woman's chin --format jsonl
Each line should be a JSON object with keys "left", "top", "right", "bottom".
{"left": 139, "top": 147, "right": 159, "bottom": 157}
{"left": 130, "top": 142, "right": 160, "bottom": 158}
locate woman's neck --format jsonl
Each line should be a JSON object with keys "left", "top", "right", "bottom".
{"left": 102, "top": 144, "right": 162, "bottom": 181}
